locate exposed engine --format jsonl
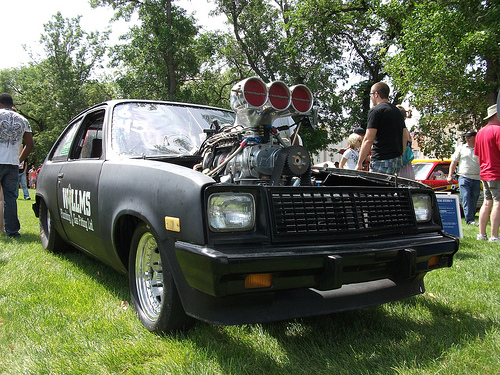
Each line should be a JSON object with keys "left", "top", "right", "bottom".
{"left": 198, "top": 77, "right": 315, "bottom": 186}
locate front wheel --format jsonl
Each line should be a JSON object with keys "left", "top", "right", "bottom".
{"left": 129, "top": 223, "right": 192, "bottom": 334}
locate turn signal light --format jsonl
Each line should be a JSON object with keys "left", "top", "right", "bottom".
{"left": 244, "top": 273, "right": 273, "bottom": 289}
{"left": 428, "top": 256, "right": 440, "bottom": 267}
{"left": 165, "top": 216, "right": 180, "bottom": 232}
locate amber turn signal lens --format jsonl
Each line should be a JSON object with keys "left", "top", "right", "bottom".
{"left": 244, "top": 273, "right": 273, "bottom": 289}
{"left": 428, "top": 256, "right": 440, "bottom": 267}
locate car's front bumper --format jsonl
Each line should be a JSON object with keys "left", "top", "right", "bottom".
{"left": 175, "top": 232, "right": 459, "bottom": 298}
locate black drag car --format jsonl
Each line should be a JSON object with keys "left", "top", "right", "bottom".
{"left": 34, "top": 77, "right": 459, "bottom": 333}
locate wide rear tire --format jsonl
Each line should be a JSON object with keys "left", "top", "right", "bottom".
{"left": 39, "top": 199, "right": 69, "bottom": 253}
{"left": 128, "top": 223, "right": 193, "bottom": 334}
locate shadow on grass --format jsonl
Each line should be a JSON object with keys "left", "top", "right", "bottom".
{"left": 186, "top": 296, "right": 494, "bottom": 375}
{"left": 453, "top": 249, "right": 480, "bottom": 261}
{"left": 37, "top": 239, "right": 492, "bottom": 374}
{"left": 12, "top": 232, "right": 41, "bottom": 243}
{"left": 55, "top": 249, "right": 130, "bottom": 302}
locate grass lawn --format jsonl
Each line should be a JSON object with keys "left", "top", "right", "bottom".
{"left": 0, "top": 190, "right": 499, "bottom": 374}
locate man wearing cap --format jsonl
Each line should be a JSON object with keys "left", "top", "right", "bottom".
{"left": 447, "top": 130, "right": 481, "bottom": 225}
{"left": 0, "top": 93, "right": 34, "bottom": 238}
{"left": 353, "top": 127, "right": 366, "bottom": 137}
{"left": 474, "top": 104, "right": 500, "bottom": 242}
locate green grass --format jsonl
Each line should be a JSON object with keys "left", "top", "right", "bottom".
{"left": 1, "top": 190, "right": 499, "bottom": 374}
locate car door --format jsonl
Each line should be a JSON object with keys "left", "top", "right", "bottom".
{"left": 56, "top": 108, "right": 106, "bottom": 256}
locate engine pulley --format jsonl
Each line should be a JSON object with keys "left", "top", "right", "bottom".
{"left": 283, "top": 145, "right": 311, "bottom": 176}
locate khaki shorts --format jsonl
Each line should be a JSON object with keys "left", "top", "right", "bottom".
{"left": 482, "top": 180, "right": 500, "bottom": 201}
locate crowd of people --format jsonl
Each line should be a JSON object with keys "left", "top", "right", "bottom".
{"left": 335, "top": 83, "right": 500, "bottom": 243}
{"left": 337, "top": 82, "right": 414, "bottom": 176}
{"left": 443, "top": 105, "right": 500, "bottom": 242}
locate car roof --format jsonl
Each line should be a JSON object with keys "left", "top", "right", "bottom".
{"left": 67, "top": 99, "right": 233, "bottom": 124}
{"left": 412, "top": 159, "right": 451, "bottom": 163}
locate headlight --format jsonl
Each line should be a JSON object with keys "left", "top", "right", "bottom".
{"left": 208, "top": 193, "right": 255, "bottom": 232}
{"left": 412, "top": 194, "right": 432, "bottom": 222}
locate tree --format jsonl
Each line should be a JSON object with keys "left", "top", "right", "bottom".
{"left": 5, "top": 0, "right": 495, "bottom": 162}
{"left": 94, "top": 0, "right": 200, "bottom": 100}
{"left": 1, "top": 12, "right": 111, "bottom": 164}
{"left": 212, "top": 0, "right": 424, "bottom": 155}
{"left": 179, "top": 30, "right": 253, "bottom": 107}
{"left": 291, "top": 0, "right": 413, "bottom": 131}
{"left": 383, "top": 0, "right": 500, "bottom": 158}
{"left": 212, "top": 0, "right": 350, "bottom": 154}
{"left": 37, "top": 12, "right": 111, "bottom": 122}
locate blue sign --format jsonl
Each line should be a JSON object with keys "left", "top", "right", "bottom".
{"left": 436, "top": 193, "right": 463, "bottom": 238}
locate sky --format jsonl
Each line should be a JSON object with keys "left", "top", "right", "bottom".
{"left": 1, "top": 0, "right": 223, "bottom": 70}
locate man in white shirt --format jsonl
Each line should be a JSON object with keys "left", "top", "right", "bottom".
{"left": 0, "top": 93, "right": 34, "bottom": 238}
{"left": 447, "top": 130, "right": 481, "bottom": 225}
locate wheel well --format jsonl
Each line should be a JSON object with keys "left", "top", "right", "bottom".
{"left": 33, "top": 196, "right": 41, "bottom": 218}
{"left": 114, "top": 215, "right": 141, "bottom": 271}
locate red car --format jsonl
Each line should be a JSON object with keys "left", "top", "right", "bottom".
{"left": 413, "top": 159, "right": 482, "bottom": 211}
{"left": 412, "top": 159, "right": 458, "bottom": 193}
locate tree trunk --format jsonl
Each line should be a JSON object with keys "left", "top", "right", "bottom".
{"left": 165, "top": 0, "right": 177, "bottom": 99}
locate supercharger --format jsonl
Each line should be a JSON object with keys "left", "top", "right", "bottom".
{"left": 198, "top": 77, "right": 315, "bottom": 186}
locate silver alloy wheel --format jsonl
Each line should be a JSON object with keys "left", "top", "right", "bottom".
{"left": 134, "top": 231, "right": 164, "bottom": 322}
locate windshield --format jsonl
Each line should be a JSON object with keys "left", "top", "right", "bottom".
{"left": 413, "top": 163, "right": 434, "bottom": 180}
{"left": 111, "top": 102, "right": 235, "bottom": 157}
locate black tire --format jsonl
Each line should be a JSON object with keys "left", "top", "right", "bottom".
{"left": 129, "top": 223, "right": 193, "bottom": 334}
{"left": 39, "top": 199, "right": 69, "bottom": 253}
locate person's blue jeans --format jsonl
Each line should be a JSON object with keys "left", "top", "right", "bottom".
{"left": 458, "top": 175, "right": 481, "bottom": 224}
{"left": 18, "top": 172, "right": 29, "bottom": 199}
{"left": 0, "top": 164, "right": 21, "bottom": 236}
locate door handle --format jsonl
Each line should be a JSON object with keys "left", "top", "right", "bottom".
{"left": 58, "top": 173, "right": 64, "bottom": 179}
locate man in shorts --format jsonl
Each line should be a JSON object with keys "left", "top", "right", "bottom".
{"left": 474, "top": 104, "right": 500, "bottom": 242}
{"left": 356, "top": 82, "right": 405, "bottom": 175}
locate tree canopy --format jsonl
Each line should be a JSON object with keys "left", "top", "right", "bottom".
{"left": 0, "top": 12, "right": 111, "bottom": 163}
{"left": 1, "top": 0, "right": 498, "bottom": 164}
{"left": 383, "top": 0, "right": 500, "bottom": 157}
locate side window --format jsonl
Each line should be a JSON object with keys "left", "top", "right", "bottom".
{"left": 51, "top": 118, "right": 83, "bottom": 161}
{"left": 71, "top": 110, "right": 105, "bottom": 160}
{"left": 432, "top": 165, "right": 449, "bottom": 180}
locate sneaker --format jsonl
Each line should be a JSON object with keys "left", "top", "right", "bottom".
{"left": 24, "top": 197, "right": 31, "bottom": 200}
{"left": 467, "top": 221, "right": 479, "bottom": 226}
{"left": 6, "top": 232, "right": 21, "bottom": 238}
{"left": 488, "top": 237, "right": 500, "bottom": 242}
{"left": 477, "top": 234, "right": 488, "bottom": 241}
